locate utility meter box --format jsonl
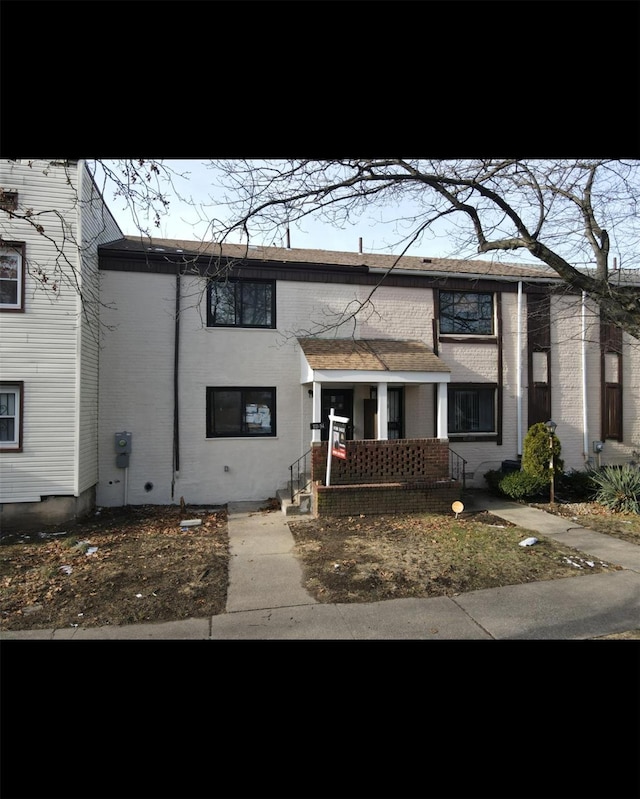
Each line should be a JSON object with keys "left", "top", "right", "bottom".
{"left": 115, "top": 432, "right": 132, "bottom": 468}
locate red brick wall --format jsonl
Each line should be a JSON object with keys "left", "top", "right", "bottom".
{"left": 314, "top": 481, "right": 461, "bottom": 517}
{"left": 311, "top": 439, "right": 450, "bottom": 484}
{"left": 310, "top": 439, "right": 459, "bottom": 516}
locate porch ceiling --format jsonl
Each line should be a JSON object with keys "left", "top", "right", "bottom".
{"left": 298, "top": 338, "right": 450, "bottom": 383}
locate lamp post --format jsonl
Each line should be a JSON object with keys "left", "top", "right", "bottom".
{"left": 545, "top": 419, "right": 557, "bottom": 504}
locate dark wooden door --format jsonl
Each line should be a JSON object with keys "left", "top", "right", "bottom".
{"left": 321, "top": 389, "right": 354, "bottom": 441}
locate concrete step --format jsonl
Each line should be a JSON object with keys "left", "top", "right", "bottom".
{"left": 276, "top": 487, "right": 313, "bottom": 516}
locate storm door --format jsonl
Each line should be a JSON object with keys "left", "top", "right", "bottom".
{"left": 321, "top": 389, "right": 354, "bottom": 441}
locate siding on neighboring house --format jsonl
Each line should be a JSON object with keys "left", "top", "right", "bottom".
{"left": 0, "top": 160, "right": 121, "bottom": 518}
{"left": 76, "top": 165, "right": 122, "bottom": 495}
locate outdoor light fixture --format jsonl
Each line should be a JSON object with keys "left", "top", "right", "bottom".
{"left": 308, "top": 389, "right": 314, "bottom": 398}
{"left": 545, "top": 420, "right": 557, "bottom": 504}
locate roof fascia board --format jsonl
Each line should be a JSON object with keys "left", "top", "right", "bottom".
{"left": 308, "top": 369, "right": 450, "bottom": 383}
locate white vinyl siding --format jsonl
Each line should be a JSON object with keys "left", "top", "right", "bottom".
{"left": 0, "top": 160, "right": 121, "bottom": 502}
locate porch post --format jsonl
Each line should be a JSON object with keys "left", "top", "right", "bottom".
{"left": 311, "top": 381, "right": 322, "bottom": 443}
{"left": 436, "top": 382, "right": 448, "bottom": 439}
{"left": 376, "top": 382, "right": 388, "bottom": 440}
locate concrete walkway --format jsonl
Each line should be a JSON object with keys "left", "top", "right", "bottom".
{"left": 1, "top": 492, "right": 639, "bottom": 640}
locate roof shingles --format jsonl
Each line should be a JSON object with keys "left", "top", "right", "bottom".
{"left": 298, "top": 338, "right": 450, "bottom": 372}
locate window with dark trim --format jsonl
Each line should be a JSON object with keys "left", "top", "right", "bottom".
{"left": 207, "top": 278, "right": 275, "bottom": 328}
{"left": 0, "top": 242, "right": 25, "bottom": 311}
{"left": 439, "top": 291, "right": 494, "bottom": 335}
{"left": 0, "top": 382, "right": 23, "bottom": 451}
{"left": 206, "top": 387, "right": 276, "bottom": 437}
{"left": 448, "top": 384, "right": 496, "bottom": 436}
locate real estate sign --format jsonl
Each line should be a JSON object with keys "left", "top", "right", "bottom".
{"left": 325, "top": 410, "right": 350, "bottom": 487}
{"left": 331, "top": 421, "right": 347, "bottom": 460}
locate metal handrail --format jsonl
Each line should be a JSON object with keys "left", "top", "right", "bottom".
{"left": 449, "top": 447, "right": 467, "bottom": 491}
{"left": 289, "top": 448, "right": 312, "bottom": 503}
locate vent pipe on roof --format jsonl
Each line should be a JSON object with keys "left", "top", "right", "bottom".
{"left": 286, "top": 227, "right": 291, "bottom": 249}
{"left": 613, "top": 257, "right": 617, "bottom": 270}
{"left": 359, "top": 237, "right": 363, "bottom": 254}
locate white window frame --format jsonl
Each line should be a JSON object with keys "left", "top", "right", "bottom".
{"left": 0, "top": 382, "right": 23, "bottom": 451}
{"left": 0, "top": 242, "right": 25, "bottom": 311}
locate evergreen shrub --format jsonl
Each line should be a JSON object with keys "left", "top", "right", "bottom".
{"left": 498, "top": 471, "right": 547, "bottom": 500}
{"left": 522, "top": 422, "right": 563, "bottom": 482}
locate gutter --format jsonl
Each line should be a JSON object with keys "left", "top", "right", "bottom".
{"left": 368, "top": 267, "right": 561, "bottom": 284}
{"left": 172, "top": 274, "right": 180, "bottom": 499}
{"left": 581, "top": 291, "right": 589, "bottom": 461}
{"left": 73, "top": 160, "right": 84, "bottom": 499}
{"left": 517, "top": 281, "right": 523, "bottom": 456}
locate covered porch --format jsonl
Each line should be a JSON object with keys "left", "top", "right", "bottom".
{"left": 293, "top": 339, "right": 460, "bottom": 516}
{"left": 298, "top": 337, "right": 451, "bottom": 442}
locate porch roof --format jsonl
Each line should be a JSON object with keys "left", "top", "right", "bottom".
{"left": 298, "top": 338, "right": 450, "bottom": 383}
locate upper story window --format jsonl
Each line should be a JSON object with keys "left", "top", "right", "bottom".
{"left": 439, "top": 291, "right": 494, "bottom": 335}
{"left": 207, "top": 278, "right": 275, "bottom": 328}
{"left": 0, "top": 242, "right": 25, "bottom": 311}
{"left": 0, "top": 382, "right": 23, "bottom": 451}
{"left": 0, "top": 189, "right": 18, "bottom": 212}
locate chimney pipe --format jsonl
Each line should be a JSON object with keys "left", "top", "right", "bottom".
{"left": 358, "top": 237, "right": 363, "bottom": 253}
{"left": 286, "top": 227, "right": 290, "bottom": 249}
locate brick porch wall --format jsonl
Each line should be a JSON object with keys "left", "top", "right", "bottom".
{"left": 311, "top": 439, "right": 450, "bottom": 484}
{"left": 310, "top": 439, "right": 460, "bottom": 516}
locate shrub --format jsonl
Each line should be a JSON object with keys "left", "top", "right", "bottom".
{"left": 498, "top": 471, "right": 547, "bottom": 500}
{"left": 558, "top": 469, "right": 597, "bottom": 501}
{"left": 483, "top": 469, "right": 504, "bottom": 494}
{"left": 590, "top": 465, "right": 640, "bottom": 514}
{"left": 522, "top": 422, "right": 563, "bottom": 482}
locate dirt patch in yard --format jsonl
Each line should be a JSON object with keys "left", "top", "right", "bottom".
{"left": 1, "top": 499, "right": 636, "bottom": 634}
{"left": 288, "top": 509, "right": 620, "bottom": 604}
{"left": 0, "top": 504, "right": 229, "bottom": 631}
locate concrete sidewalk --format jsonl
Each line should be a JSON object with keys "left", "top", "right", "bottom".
{"left": 1, "top": 493, "right": 639, "bottom": 640}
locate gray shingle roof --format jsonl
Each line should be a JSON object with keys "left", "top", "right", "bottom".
{"left": 100, "top": 235, "right": 640, "bottom": 284}
{"left": 106, "top": 235, "right": 558, "bottom": 279}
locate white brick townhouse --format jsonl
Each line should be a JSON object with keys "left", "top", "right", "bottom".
{"left": 95, "top": 236, "right": 640, "bottom": 509}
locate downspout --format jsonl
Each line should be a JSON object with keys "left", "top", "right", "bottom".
{"left": 73, "top": 160, "right": 84, "bottom": 500}
{"left": 172, "top": 274, "right": 180, "bottom": 499}
{"left": 517, "top": 281, "right": 523, "bottom": 457}
{"left": 581, "top": 291, "right": 589, "bottom": 461}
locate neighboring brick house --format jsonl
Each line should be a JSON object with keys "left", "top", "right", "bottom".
{"left": 95, "top": 237, "right": 640, "bottom": 510}
{"left": 0, "top": 160, "right": 122, "bottom": 528}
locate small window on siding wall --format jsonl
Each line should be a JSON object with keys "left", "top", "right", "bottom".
{"left": 0, "top": 242, "right": 25, "bottom": 311}
{"left": 206, "top": 387, "right": 276, "bottom": 437}
{"left": 0, "top": 382, "right": 23, "bottom": 451}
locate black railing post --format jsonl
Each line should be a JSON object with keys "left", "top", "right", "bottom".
{"left": 288, "top": 448, "right": 312, "bottom": 504}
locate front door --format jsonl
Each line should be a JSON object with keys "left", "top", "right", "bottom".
{"left": 363, "top": 387, "right": 404, "bottom": 439}
{"left": 321, "top": 389, "right": 354, "bottom": 441}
